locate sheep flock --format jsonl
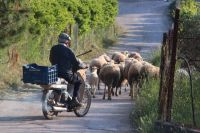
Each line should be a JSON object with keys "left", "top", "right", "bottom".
{"left": 85, "top": 51, "right": 160, "bottom": 100}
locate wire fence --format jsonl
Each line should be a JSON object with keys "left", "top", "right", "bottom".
{"left": 157, "top": 5, "right": 200, "bottom": 129}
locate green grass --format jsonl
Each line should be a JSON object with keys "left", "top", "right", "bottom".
{"left": 132, "top": 79, "right": 160, "bottom": 133}
{"left": 172, "top": 70, "right": 200, "bottom": 127}
{"left": 150, "top": 50, "right": 161, "bottom": 66}
{"left": 132, "top": 48, "right": 200, "bottom": 132}
{"left": 132, "top": 65, "right": 200, "bottom": 133}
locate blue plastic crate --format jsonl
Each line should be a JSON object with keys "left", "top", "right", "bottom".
{"left": 23, "top": 63, "right": 58, "bottom": 85}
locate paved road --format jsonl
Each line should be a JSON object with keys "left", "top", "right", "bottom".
{"left": 0, "top": 88, "right": 135, "bottom": 133}
{"left": 0, "top": 0, "right": 171, "bottom": 133}
{"left": 109, "top": 0, "right": 171, "bottom": 60}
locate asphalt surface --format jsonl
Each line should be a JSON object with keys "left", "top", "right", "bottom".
{"left": 0, "top": 88, "right": 135, "bottom": 133}
{"left": 109, "top": 0, "right": 171, "bottom": 60}
{"left": 0, "top": 0, "right": 171, "bottom": 133}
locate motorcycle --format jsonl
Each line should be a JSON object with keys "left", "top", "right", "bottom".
{"left": 40, "top": 70, "right": 91, "bottom": 120}
{"left": 23, "top": 50, "right": 92, "bottom": 120}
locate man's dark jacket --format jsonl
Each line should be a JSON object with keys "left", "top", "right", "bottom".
{"left": 49, "top": 43, "right": 79, "bottom": 75}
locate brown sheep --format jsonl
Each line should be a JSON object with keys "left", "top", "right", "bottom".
{"left": 99, "top": 63, "right": 121, "bottom": 100}
{"left": 120, "top": 79, "right": 129, "bottom": 92}
{"left": 141, "top": 61, "right": 160, "bottom": 82}
{"left": 114, "top": 63, "right": 126, "bottom": 96}
{"left": 89, "top": 53, "right": 111, "bottom": 71}
{"left": 111, "top": 52, "right": 128, "bottom": 64}
{"left": 124, "top": 58, "right": 139, "bottom": 80}
{"left": 127, "top": 61, "right": 143, "bottom": 99}
{"left": 89, "top": 53, "right": 111, "bottom": 90}
{"left": 128, "top": 52, "right": 143, "bottom": 61}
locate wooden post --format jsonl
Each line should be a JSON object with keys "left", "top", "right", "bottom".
{"left": 158, "top": 33, "right": 167, "bottom": 120}
{"left": 158, "top": 8, "right": 180, "bottom": 122}
{"left": 166, "top": 8, "right": 180, "bottom": 122}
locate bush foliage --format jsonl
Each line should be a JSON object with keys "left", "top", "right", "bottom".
{"left": 0, "top": 0, "right": 118, "bottom": 57}
{"left": 0, "top": 0, "right": 118, "bottom": 88}
{"left": 169, "top": 0, "right": 200, "bottom": 69}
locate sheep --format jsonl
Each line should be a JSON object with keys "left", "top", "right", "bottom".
{"left": 87, "top": 66, "right": 98, "bottom": 98}
{"left": 128, "top": 52, "right": 143, "bottom": 61}
{"left": 127, "top": 61, "right": 143, "bottom": 99}
{"left": 114, "top": 62, "right": 126, "bottom": 96}
{"left": 111, "top": 51, "right": 128, "bottom": 64}
{"left": 141, "top": 61, "right": 160, "bottom": 82}
{"left": 176, "top": 68, "right": 189, "bottom": 77}
{"left": 100, "top": 61, "right": 126, "bottom": 96}
{"left": 89, "top": 53, "right": 111, "bottom": 71}
{"left": 121, "top": 51, "right": 129, "bottom": 57}
{"left": 99, "top": 63, "right": 121, "bottom": 100}
{"left": 89, "top": 53, "right": 111, "bottom": 90}
{"left": 120, "top": 79, "right": 129, "bottom": 93}
{"left": 124, "top": 58, "right": 139, "bottom": 80}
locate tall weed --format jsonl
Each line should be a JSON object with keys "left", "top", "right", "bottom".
{"left": 173, "top": 70, "right": 200, "bottom": 127}
{"left": 132, "top": 79, "right": 160, "bottom": 133}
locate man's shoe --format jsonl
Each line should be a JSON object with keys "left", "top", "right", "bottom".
{"left": 70, "top": 97, "right": 83, "bottom": 108}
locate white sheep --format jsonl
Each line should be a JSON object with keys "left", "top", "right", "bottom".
{"left": 176, "top": 68, "right": 189, "bottom": 77}
{"left": 87, "top": 66, "right": 98, "bottom": 98}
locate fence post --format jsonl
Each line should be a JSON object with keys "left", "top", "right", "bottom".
{"left": 166, "top": 8, "right": 180, "bottom": 122}
{"left": 158, "top": 32, "right": 167, "bottom": 120}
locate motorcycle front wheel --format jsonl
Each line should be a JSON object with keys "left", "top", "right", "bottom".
{"left": 74, "top": 88, "right": 91, "bottom": 117}
{"left": 42, "top": 90, "right": 58, "bottom": 120}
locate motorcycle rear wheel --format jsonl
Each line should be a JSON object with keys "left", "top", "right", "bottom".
{"left": 42, "top": 90, "right": 58, "bottom": 120}
{"left": 74, "top": 88, "right": 91, "bottom": 117}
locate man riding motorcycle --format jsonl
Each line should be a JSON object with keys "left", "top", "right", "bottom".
{"left": 49, "top": 32, "right": 87, "bottom": 109}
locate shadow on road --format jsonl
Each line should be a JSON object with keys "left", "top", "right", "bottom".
{"left": 0, "top": 116, "right": 45, "bottom": 122}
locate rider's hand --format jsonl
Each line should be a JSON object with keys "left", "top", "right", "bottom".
{"left": 78, "top": 63, "right": 88, "bottom": 69}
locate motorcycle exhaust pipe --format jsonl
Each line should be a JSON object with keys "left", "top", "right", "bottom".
{"left": 53, "top": 106, "right": 67, "bottom": 112}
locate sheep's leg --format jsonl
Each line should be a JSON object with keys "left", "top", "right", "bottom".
{"left": 90, "top": 85, "right": 94, "bottom": 95}
{"left": 129, "top": 83, "right": 134, "bottom": 99}
{"left": 133, "top": 83, "right": 137, "bottom": 99}
{"left": 125, "top": 83, "right": 128, "bottom": 92}
{"left": 98, "top": 78, "right": 100, "bottom": 90}
{"left": 102, "top": 85, "right": 106, "bottom": 100}
{"left": 115, "top": 87, "right": 118, "bottom": 96}
{"left": 108, "top": 86, "right": 112, "bottom": 100}
{"left": 111, "top": 88, "right": 114, "bottom": 96}
{"left": 128, "top": 82, "right": 131, "bottom": 96}
{"left": 105, "top": 84, "right": 108, "bottom": 93}
{"left": 93, "top": 86, "right": 96, "bottom": 98}
{"left": 119, "top": 86, "right": 121, "bottom": 95}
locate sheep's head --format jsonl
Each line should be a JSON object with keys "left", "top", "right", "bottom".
{"left": 128, "top": 52, "right": 143, "bottom": 61}
{"left": 103, "top": 54, "right": 111, "bottom": 62}
{"left": 121, "top": 51, "right": 129, "bottom": 57}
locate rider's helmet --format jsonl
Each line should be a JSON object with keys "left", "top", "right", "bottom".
{"left": 58, "top": 33, "right": 71, "bottom": 47}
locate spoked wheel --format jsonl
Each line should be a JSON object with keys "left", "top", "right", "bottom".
{"left": 42, "top": 90, "right": 58, "bottom": 120}
{"left": 74, "top": 88, "right": 91, "bottom": 117}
